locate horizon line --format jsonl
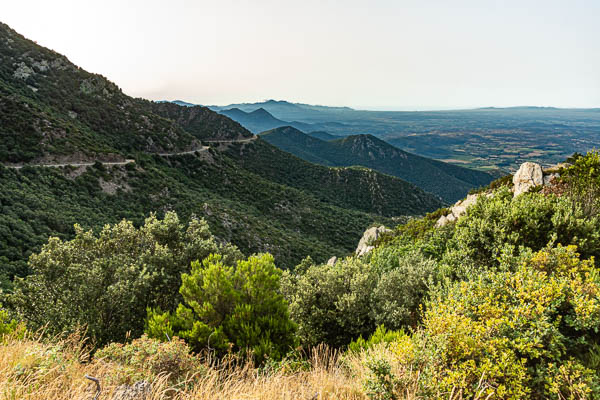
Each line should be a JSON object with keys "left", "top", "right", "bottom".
{"left": 162, "top": 99, "right": 600, "bottom": 113}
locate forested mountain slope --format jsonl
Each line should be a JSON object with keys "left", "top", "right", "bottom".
{"left": 0, "top": 22, "right": 252, "bottom": 164}
{"left": 261, "top": 126, "right": 495, "bottom": 202}
{"left": 223, "top": 138, "right": 443, "bottom": 216}
{"left": 0, "top": 21, "right": 442, "bottom": 287}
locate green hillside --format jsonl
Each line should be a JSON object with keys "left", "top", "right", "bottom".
{"left": 0, "top": 22, "right": 443, "bottom": 287}
{"left": 306, "top": 130, "right": 339, "bottom": 141}
{"left": 223, "top": 138, "right": 443, "bottom": 216}
{"left": 0, "top": 22, "right": 253, "bottom": 164}
{"left": 261, "top": 126, "right": 495, "bottom": 202}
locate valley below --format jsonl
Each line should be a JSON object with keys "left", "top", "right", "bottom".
{"left": 209, "top": 100, "right": 600, "bottom": 172}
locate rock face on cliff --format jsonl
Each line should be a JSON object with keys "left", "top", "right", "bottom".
{"left": 356, "top": 226, "right": 392, "bottom": 256}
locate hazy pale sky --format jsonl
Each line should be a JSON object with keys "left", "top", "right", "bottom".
{"left": 3, "top": 0, "right": 599, "bottom": 110}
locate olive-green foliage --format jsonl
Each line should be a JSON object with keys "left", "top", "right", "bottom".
{"left": 284, "top": 250, "right": 440, "bottom": 348}
{"left": 370, "top": 251, "right": 438, "bottom": 330}
{"left": 443, "top": 188, "right": 600, "bottom": 278}
{"left": 381, "top": 186, "right": 600, "bottom": 284}
{"left": 562, "top": 150, "right": 600, "bottom": 216}
{"left": 7, "top": 212, "right": 240, "bottom": 346}
{"left": 390, "top": 246, "right": 600, "bottom": 399}
{"left": 281, "top": 257, "right": 377, "bottom": 348}
{"left": 146, "top": 253, "right": 297, "bottom": 363}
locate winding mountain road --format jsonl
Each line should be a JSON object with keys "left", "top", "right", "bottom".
{"left": 5, "top": 159, "right": 136, "bottom": 169}
{"left": 2, "top": 136, "right": 257, "bottom": 168}
{"left": 157, "top": 146, "right": 209, "bottom": 157}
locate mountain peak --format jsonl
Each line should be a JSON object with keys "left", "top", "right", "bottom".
{"left": 249, "top": 107, "right": 273, "bottom": 117}
{"left": 261, "top": 126, "right": 306, "bottom": 137}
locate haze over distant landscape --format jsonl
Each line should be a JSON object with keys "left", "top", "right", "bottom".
{"left": 3, "top": 0, "right": 599, "bottom": 110}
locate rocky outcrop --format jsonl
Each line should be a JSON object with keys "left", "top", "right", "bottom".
{"left": 512, "top": 162, "right": 564, "bottom": 197}
{"left": 513, "top": 162, "right": 543, "bottom": 196}
{"left": 356, "top": 226, "right": 392, "bottom": 256}
{"left": 436, "top": 161, "right": 566, "bottom": 227}
{"left": 435, "top": 193, "right": 482, "bottom": 228}
{"left": 13, "top": 62, "right": 34, "bottom": 79}
{"left": 327, "top": 256, "right": 338, "bottom": 266}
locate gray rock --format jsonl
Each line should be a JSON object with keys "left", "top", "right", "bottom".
{"left": 513, "top": 162, "right": 543, "bottom": 196}
{"left": 32, "top": 59, "right": 50, "bottom": 72}
{"left": 112, "top": 381, "right": 151, "bottom": 400}
{"left": 327, "top": 256, "right": 337, "bottom": 266}
{"left": 356, "top": 226, "right": 391, "bottom": 256}
{"left": 435, "top": 214, "right": 449, "bottom": 228}
{"left": 435, "top": 194, "right": 480, "bottom": 227}
{"left": 543, "top": 172, "right": 559, "bottom": 186}
{"left": 450, "top": 194, "right": 479, "bottom": 217}
{"left": 13, "top": 62, "right": 34, "bottom": 79}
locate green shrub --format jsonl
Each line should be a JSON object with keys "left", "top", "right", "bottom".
{"left": 7, "top": 212, "right": 241, "bottom": 346}
{"left": 0, "top": 305, "right": 25, "bottom": 339}
{"left": 281, "top": 257, "right": 377, "bottom": 348}
{"left": 370, "top": 251, "right": 439, "bottom": 330}
{"left": 561, "top": 150, "right": 600, "bottom": 216}
{"left": 284, "top": 250, "right": 440, "bottom": 347}
{"left": 146, "top": 253, "right": 296, "bottom": 364}
{"left": 363, "top": 357, "right": 401, "bottom": 400}
{"left": 442, "top": 187, "right": 600, "bottom": 279}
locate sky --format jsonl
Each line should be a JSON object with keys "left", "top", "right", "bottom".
{"left": 2, "top": 0, "right": 600, "bottom": 110}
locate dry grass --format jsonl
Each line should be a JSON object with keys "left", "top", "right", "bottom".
{"left": 0, "top": 333, "right": 494, "bottom": 400}
{"left": 0, "top": 335, "right": 369, "bottom": 400}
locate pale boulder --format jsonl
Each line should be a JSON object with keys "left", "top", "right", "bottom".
{"left": 435, "top": 194, "right": 480, "bottom": 227}
{"left": 355, "top": 226, "right": 392, "bottom": 256}
{"left": 513, "top": 162, "right": 543, "bottom": 196}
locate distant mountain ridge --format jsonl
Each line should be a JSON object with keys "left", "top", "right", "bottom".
{"left": 171, "top": 100, "right": 196, "bottom": 107}
{"left": 210, "top": 99, "right": 355, "bottom": 123}
{"left": 219, "top": 107, "right": 314, "bottom": 133}
{"left": 305, "top": 131, "right": 339, "bottom": 141}
{"left": 203, "top": 100, "right": 600, "bottom": 171}
{"left": 260, "top": 126, "right": 495, "bottom": 203}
